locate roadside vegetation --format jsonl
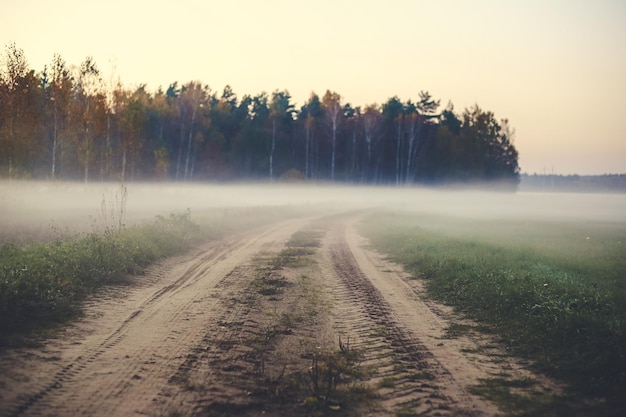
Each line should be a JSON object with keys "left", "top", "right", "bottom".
{"left": 361, "top": 211, "right": 626, "bottom": 416}
{"left": 0, "top": 190, "right": 305, "bottom": 346}
{"left": 0, "top": 211, "right": 200, "bottom": 343}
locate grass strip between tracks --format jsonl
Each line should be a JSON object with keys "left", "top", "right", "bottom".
{"left": 360, "top": 211, "right": 626, "bottom": 417}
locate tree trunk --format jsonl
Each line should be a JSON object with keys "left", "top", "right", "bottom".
{"left": 406, "top": 137, "right": 414, "bottom": 183}
{"left": 176, "top": 116, "right": 185, "bottom": 180}
{"left": 305, "top": 125, "right": 310, "bottom": 178}
{"left": 190, "top": 144, "right": 196, "bottom": 180}
{"left": 270, "top": 119, "right": 276, "bottom": 179}
{"left": 121, "top": 148, "right": 127, "bottom": 181}
{"left": 312, "top": 131, "right": 318, "bottom": 180}
{"left": 51, "top": 103, "right": 58, "bottom": 179}
{"left": 405, "top": 121, "right": 421, "bottom": 183}
{"left": 104, "top": 113, "right": 112, "bottom": 180}
{"left": 184, "top": 108, "right": 197, "bottom": 181}
{"left": 84, "top": 129, "right": 90, "bottom": 183}
{"left": 366, "top": 141, "right": 372, "bottom": 183}
{"left": 331, "top": 125, "right": 336, "bottom": 181}
{"left": 395, "top": 120, "right": 402, "bottom": 186}
{"left": 351, "top": 127, "right": 356, "bottom": 179}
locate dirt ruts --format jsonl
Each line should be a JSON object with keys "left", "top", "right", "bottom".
{"left": 0, "top": 212, "right": 557, "bottom": 416}
{"left": 322, "top": 218, "right": 503, "bottom": 416}
{"left": 0, "top": 217, "right": 310, "bottom": 417}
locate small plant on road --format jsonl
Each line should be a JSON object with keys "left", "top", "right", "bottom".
{"left": 306, "top": 336, "right": 365, "bottom": 410}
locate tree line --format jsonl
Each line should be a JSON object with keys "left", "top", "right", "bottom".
{"left": 0, "top": 43, "right": 520, "bottom": 186}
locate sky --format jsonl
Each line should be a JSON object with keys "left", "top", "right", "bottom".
{"left": 2, "top": 0, "right": 625, "bottom": 175}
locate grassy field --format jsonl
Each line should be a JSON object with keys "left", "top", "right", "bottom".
{"left": 360, "top": 211, "right": 626, "bottom": 415}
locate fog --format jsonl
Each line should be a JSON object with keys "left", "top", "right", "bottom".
{"left": 1, "top": 180, "right": 625, "bottom": 243}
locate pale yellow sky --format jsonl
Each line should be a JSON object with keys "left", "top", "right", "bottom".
{"left": 2, "top": 0, "right": 625, "bottom": 175}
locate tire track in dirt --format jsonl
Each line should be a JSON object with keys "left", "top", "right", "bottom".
{"left": 152, "top": 262, "right": 274, "bottom": 416}
{"left": 152, "top": 219, "right": 347, "bottom": 416}
{"left": 0, "top": 217, "right": 313, "bottom": 417}
{"left": 323, "top": 214, "right": 561, "bottom": 416}
{"left": 3, "top": 248, "right": 227, "bottom": 417}
{"left": 322, "top": 217, "right": 499, "bottom": 416}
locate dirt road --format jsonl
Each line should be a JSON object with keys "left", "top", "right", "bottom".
{"left": 0, "top": 212, "right": 556, "bottom": 416}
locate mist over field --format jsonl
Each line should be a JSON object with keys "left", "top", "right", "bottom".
{"left": 2, "top": 180, "right": 626, "bottom": 415}
{"left": 2, "top": 180, "right": 625, "bottom": 244}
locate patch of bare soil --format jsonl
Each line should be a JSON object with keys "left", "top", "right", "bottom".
{"left": 0, "top": 212, "right": 560, "bottom": 417}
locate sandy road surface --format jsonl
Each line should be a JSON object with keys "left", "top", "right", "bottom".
{"left": 0, "top": 211, "right": 556, "bottom": 416}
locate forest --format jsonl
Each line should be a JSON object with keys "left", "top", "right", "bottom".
{"left": 0, "top": 43, "right": 520, "bottom": 186}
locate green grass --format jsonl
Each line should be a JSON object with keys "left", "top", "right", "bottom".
{"left": 0, "top": 212, "right": 202, "bottom": 342}
{"left": 360, "top": 211, "right": 626, "bottom": 415}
